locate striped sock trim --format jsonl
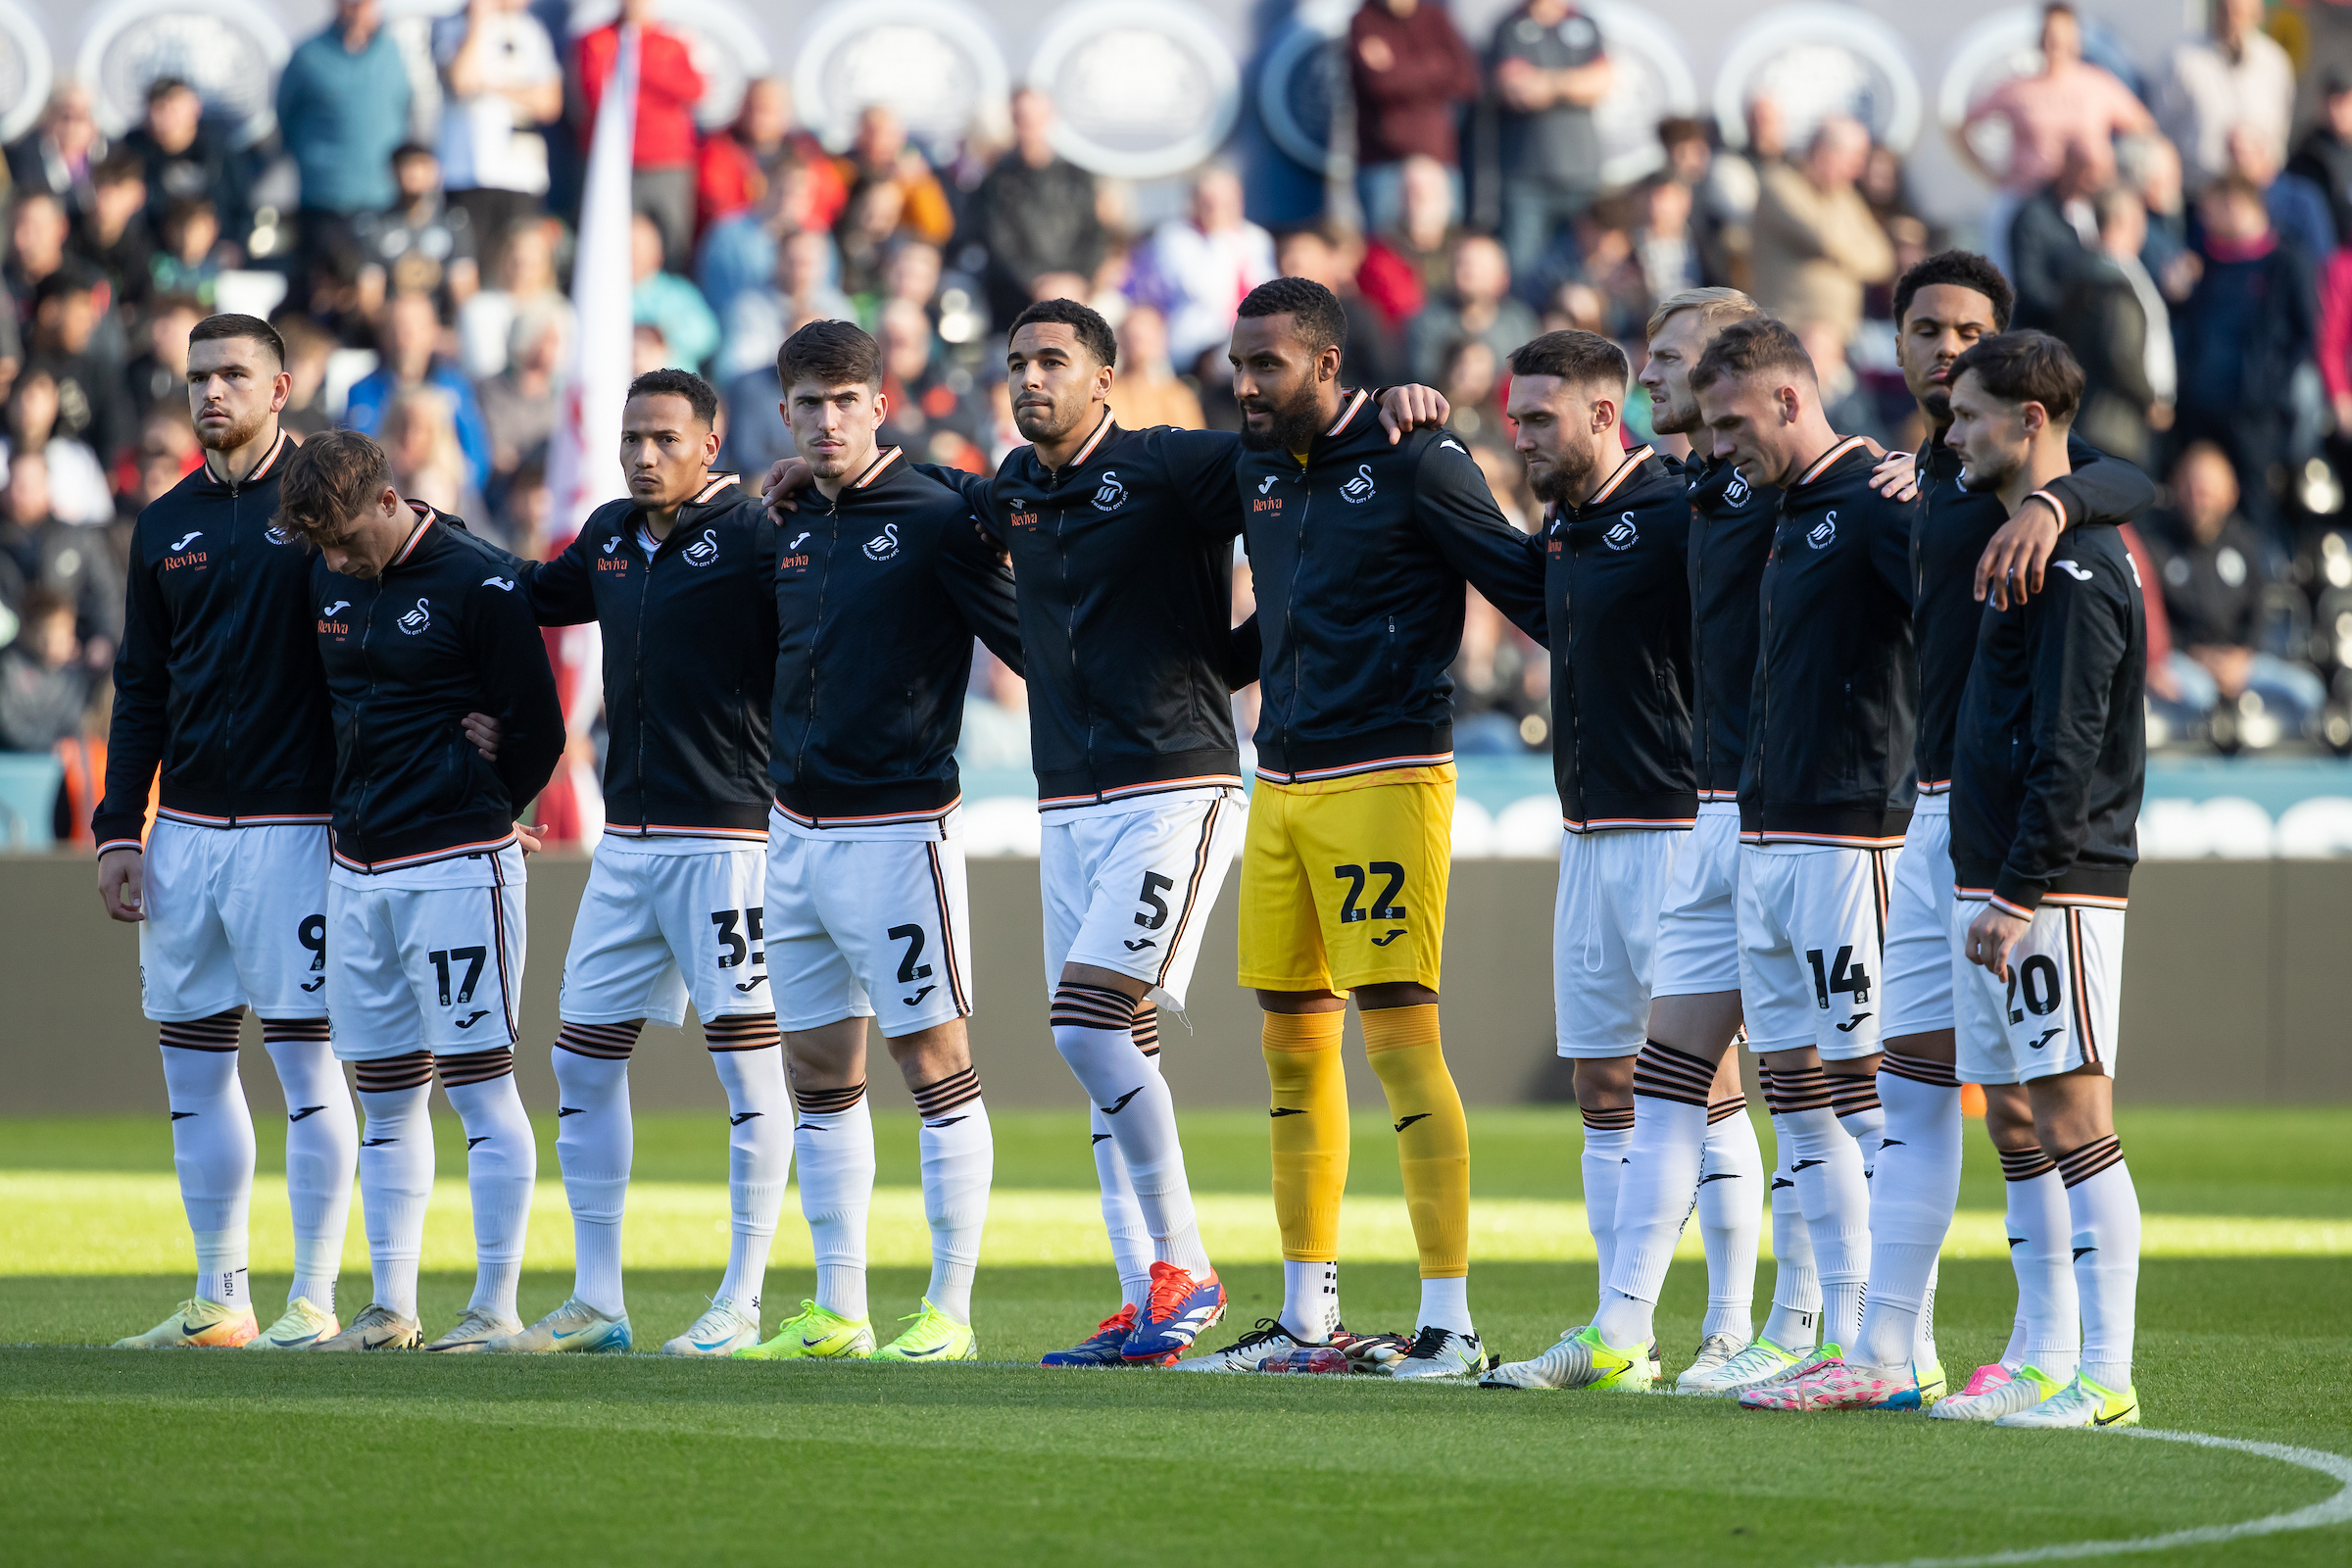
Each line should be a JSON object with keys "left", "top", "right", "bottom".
{"left": 796, "top": 1081, "right": 866, "bottom": 1115}
{"left": 437, "top": 1046, "right": 514, "bottom": 1089}
{"left": 704, "top": 1013, "right": 781, "bottom": 1053}
{"left": 1707, "top": 1095, "right": 1749, "bottom": 1124}
{"left": 1632, "top": 1040, "right": 1716, "bottom": 1107}
{"left": 260, "top": 1016, "right": 330, "bottom": 1046}
{"left": 161, "top": 1009, "right": 244, "bottom": 1052}
{"left": 1829, "top": 1075, "right": 1883, "bottom": 1117}
{"left": 1997, "top": 1145, "right": 2058, "bottom": 1182}
{"left": 1882, "top": 1050, "right": 1960, "bottom": 1089}
{"left": 1581, "top": 1104, "right": 1637, "bottom": 1132}
{"left": 2056, "top": 1135, "right": 2125, "bottom": 1189}
{"left": 1761, "top": 1065, "right": 1833, "bottom": 1116}
{"left": 1131, "top": 1000, "right": 1160, "bottom": 1058}
{"left": 556, "top": 1020, "right": 644, "bottom": 1060}
{"left": 911, "top": 1066, "right": 984, "bottom": 1119}
{"left": 356, "top": 1051, "right": 434, "bottom": 1094}
{"left": 1051, "top": 983, "right": 1135, "bottom": 1032}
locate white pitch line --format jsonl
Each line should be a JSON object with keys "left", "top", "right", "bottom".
{"left": 1841, "top": 1428, "right": 2352, "bottom": 1567}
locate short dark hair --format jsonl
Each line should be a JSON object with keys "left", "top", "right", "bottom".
{"left": 777, "top": 318, "right": 882, "bottom": 390}
{"left": 145, "top": 75, "right": 194, "bottom": 105}
{"left": 1236, "top": 276, "right": 1349, "bottom": 357}
{"left": 626, "top": 368, "right": 719, "bottom": 427}
{"left": 1689, "top": 316, "right": 1816, "bottom": 394}
{"left": 1947, "top": 329, "right": 2083, "bottom": 423}
{"left": 94, "top": 150, "right": 144, "bottom": 187}
{"left": 32, "top": 262, "right": 102, "bottom": 310}
{"left": 19, "top": 586, "right": 72, "bottom": 625}
{"left": 1893, "top": 250, "right": 2015, "bottom": 333}
{"left": 391, "top": 142, "right": 436, "bottom": 165}
{"left": 189, "top": 313, "right": 286, "bottom": 370}
{"left": 1507, "top": 329, "right": 1631, "bottom": 393}
{"left": 1657, "top": 115, "right": 1708, "bottom": 149}
{"left": 276, "top": 429, "right": 392, "bottom": 543}
{"left": 1008, "top": 297, "right": 1118, "bottom": 368}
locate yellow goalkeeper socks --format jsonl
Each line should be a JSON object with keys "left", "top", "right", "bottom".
{"left": 1363, "top": 1004, "right": 1470, "bottom": 1282}
{"left": 1262, "top": 1010, "right": 1348, "bottom": 1268}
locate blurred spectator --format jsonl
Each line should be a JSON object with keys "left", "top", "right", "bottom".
{"left": 352, "top": 143, "right": 478, "bottom": 313}
{"left": 2230, "top": 123, "right": 2337, "bottom": 265}
{"left": 149, "top": 199, "right": 224, "bottom": 307}
{"left": 459, "top": 216, "right": 572, "bottom": 380}
{"left": 719, "top": 363, "right": 792, "bottom": 479}
{"left": 479, "top": 310, "right": 564, "bottom": 488}
{"left": 2009, "top": 139, "right": 2112, "bottom": 331}
{"left": 1108, "top": 306, "right": 1202, "bottom": 431}
{"left": 1657, "top": 117, "right": 1737, "bottom": 288}
{"left": 1959, "top": 2, "right": 2155, "bottom": 275}
{"left": 0, "top": 589, "right": 93, "bottom": 754}
{"left": 1436, "top": 337, "right": 1503, "bottom": 449}
{"left": 2291, "top": 71, "right": 2352, "bottom": 243}
{"left": 497, "top": 457, "right": 554, "bottom": 561}
{"left": 277, "top": 2, "right": 414, "bottom": 259}
{"left": 832, "top": 106, "right": 955, "bottom": 250}
{"left": 697, "top": 78, "right": 845, "bottom": 240}
{"left": 121, "top": 76, "right": 249, "bottom": 250}
{"left": 957, "top": 652, "right": 1030, "bottom": 771}
{"left": 719, "top": 227, "right": 851, "bottom": 381}
{"left": 1277, "top": 223, "right": 1400, "bottom": 386}
{"left": 1704, "top": 95, "right": 1790, "bottom": 294}
{"left": 24, "top": 268, "right": 129, "bottom": 469}
{"left": 2174, "top": 173, "right": 2318, "bottom": 541}
{"left": 0, "top": 452, "right": 122, "bottom": 653}
{"left": 836, "top": 180, "right": 910, "bottom": 302}
{"left": 2057, "top": 187, "right": 2175, "bottom": 467}
{"left": 1751, "top": 116, "right": 1893, "bottom": 348}
{"left": 80, "top": 154, "right": 156, "bottom": 309}
{"left": 1349, "top": 0, "right": 1479, "bottom": 238}
{"left": 629, "top": 212, "right": 720, "bottom": 373}
{"left": 1795, "top": 318, "right": 1886, "bottom": 447}
{"left": 5, "top": 195, "right": 74, "bottom": 326}
{"left": 345, "top": 290, "right": 494, "bottom": 494}
{"left": 116, "top": 416, "right": 203, "bottom": 523}
{"left": 1490, "top": 0, "right": 1613, "bottom": 295}
{"left": 1569, "top": 198, "right": 1652, "bottom": 338}
{"left": 882, "top": 243, "right": 945, "bottom": 329}
{"left": 970, "top": 89, "right": 1107, "bottom": 329}
{"left": 2124, "top": 133, "right": 2197, "bottom": 300}
{"left": 122, "top": 293, "right": 203, "bottom": 429}
{"left": 2143, "top": 441, "right": 2325, "bottom": 733}
{"left": 632, "top": 321, "right": 671, "bottom": 377}
{"left": 1130, "top": 167, "right": 1276, "bottom": 371}
{"left": 432, "top": 0, "right": 562, "bottom": 248}
{"left": 6, "top": 85, "right": 105, "bottom": 221}
{"left": 2, "top": 367, "right": 114, "bottom": 526}
{"left": 698, "top": 161, "right": 839, "bottom": 337}
{"left": 876, "top": 299, "right": 975, "bottom": 464}
{"left": 272, "top": 314, "right": 340, "bottom": 438}
{"left": 1358, "top": 155, "right": 1462, "bottom": 328}
{"left": 1405, "top": 233, "right": 1540, "bottom": 383}
{"left": 1451, "top": 569, "right": 1546, "bottom": 754}
{"left": 2156, "top": 0, "right": 2293, "bottom": 190}
{"left": 1631, "top": 177, "right": 1704, "bottom": 314}
{"left": 378, "top": 385, "right": 483, "bottom": 523}
{"left": 578, "top": 0, "right": 708, "bottom": 272}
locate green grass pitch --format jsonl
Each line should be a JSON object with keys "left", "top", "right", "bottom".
{"left": 3, "top": 1106, "right": 2347, "bottom": 1565}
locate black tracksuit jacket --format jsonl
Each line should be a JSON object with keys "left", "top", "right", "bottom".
{"left": 1911, "top": 430, "right": 2154, "bottom": 792}
{"left": 769, "top": 448, "right": 1022, "bottom": 826}
{"left": 94, "top": 430, "right": 335, "bottom": 851}
{"left": 522, "top": 476, "right": 776, "bottom": 840}
{"left": 1677, "top": 453, "right": 1780, "bottom": 803}
{"left": 313, "top": 505, "right": 564, "bottom": 871}
{"left": 1952, "top": 520, "right": 2146, "bottom": 912}
{"left": 1232, "top": 390, "right": 1545, "bottom": 781}
{"left": 1741, "top": 436, "right": 1919, "bottom": 846}
{"left": 926, "top": 412, "right": 1247, "bottom": 807}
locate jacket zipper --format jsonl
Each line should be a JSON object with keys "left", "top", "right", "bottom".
{"left": 1042, "top": 463, "right": 1094, "bottom": 786}
{"left": 798, "top": 497, "right": 836, "bottom": 787}
{"left": 1282, "top": 467, "right": 1307, "bottom": 774}
{"left": 351, "top": 579, "right": 381, "bottom": 861}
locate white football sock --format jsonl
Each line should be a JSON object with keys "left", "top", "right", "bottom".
{"left": 1761, "top": 1107, "right": 1822, "bottom": 1348}
{"left": 1282, "top": 1258, "right": 1339, "bottom": 1342}
{"left": 263, "top": 1022, "right": 355, "bottom": 1312}
{"left": 1053, "top": 989, "right": 1209, "bottom": 1276}
{"left": 793, "top": 1082, "right": 874, "bottom": 1322}
{"left": 1999, "top": 1145, "right": 2080, "bottom": 1380}
{"left": 552, "top": 1042, "right": 632, "bottom": 1317}
{"left": 1699, "top": 1100, "right": 1763, "bottom": 1342}
{"left": 1418, "top": 1274, "right": 1472, "bottom": 1335}
{"left": 1091, "top": 1107, "right": 1153, "bottom": 1310}
{"left": 710, "top": 1040, "right": 791, "bottom": 1318}
{"left": 1832, "top": 1074, "right": 1886, "bottom": 1175}
{"left": 911, "top": 1067, "right": 992, "bottom": 1325}
{"left": 1770, "top": 1073, "right": 1870, "bottom": 1348}
{"left": 442, "top": 1059, "right": 536, "bottom": 1323}
{"left": 1579, "top": 1106, "right": 1634, "bottom": 1305}
{"left": 1855, "top": 1070, "right": 1961, "bottom": 1369}
{"left": 355, "top": 1079, "right": 434, "bottom": 1321}
{"left": 1595, "top": 1050, "right": 1712, "bottom": 1349}
{"left": 161, "top": 1023, "right": 255, "bottom": 1310}
{"left": 2059, "top": 1137, "right": 2139, "bottom": 1392}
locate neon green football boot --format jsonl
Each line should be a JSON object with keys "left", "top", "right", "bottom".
{"left": 1994, "top": 1372, "right": 2140, "bottom": 1429}
{"left": 733, "top": 1299, "right": 875, "bottom": 1361}
{"left": 872, "top": 1299, "right": 979, "bottom": 1363}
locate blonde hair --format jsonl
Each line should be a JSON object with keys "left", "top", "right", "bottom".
{"left": 1645, "top": 287, "right": 1761, "bottom": 342}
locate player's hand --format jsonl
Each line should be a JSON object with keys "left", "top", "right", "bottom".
{"left": 1964, "top": 904, "right": 2031, "bottom": 980}
{"left": 516, "top": 822, "right": 547, "bottom": 856}
{"left": 1869, "top": 448, "right": 1920, "bottom": 503}
{"left": 463, "top": 710, "right": 503, "bottom": 760}
{"left": 97, "top": 847, "right": 146, "bottom": 923}
{"left": 762, "top": 457, "right": 814, "bottom": 518}
{"left": 1376, "top": 384, "right": 1451, "bottom": 443}
{"left": 1975, "top": 493, "right": 2064, "bottom": 610}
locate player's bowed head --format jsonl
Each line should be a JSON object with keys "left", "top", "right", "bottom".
{"left": 1504, "top": 329, "right": 1635, "bottom": 509}
{"left": 276, "top": 427, "right": 412, "bottom": 581}
{"left": 1688, "top": 316, "right": 1839, "bottom": 494}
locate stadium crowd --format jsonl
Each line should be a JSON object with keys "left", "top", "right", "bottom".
{"left": 5, "top": 0, "right": 2352, "bottom": 839}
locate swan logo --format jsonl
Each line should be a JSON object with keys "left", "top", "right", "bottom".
{"left": 682, "top": 528, "right": 719, "bottom": 566}
{"left": 482, "top": 575, "right": 515, "bottom": 591}
{"left": 398, "top": 599, "right": 432, "bottom": 634}
{"left": 1341, "top": 465, "right": 1376, "bottom": 503}
{"left": 267, "top": 524, "right": 298, "bottom": 546}
{"left": 1604, "top": 513, "right": 1638, "bottom": 551}
{"left": 1807, "top": 511, "right": 1838, "bottom": 550}
{"left": 1093, "top": 470, "right": 1126, "bottom": 512}
{"left": 863, "top": 524, "right": 901, "bottom": 562}
{"left": 1726, "top": 474, "right": 1750, "bottom": 506}
{"left": 170, "top": 531, "right": 202, "bottom": 551}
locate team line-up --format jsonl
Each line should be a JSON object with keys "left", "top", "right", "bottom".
{"left": 95, "top": 251, "right": 2150, "bottom": 1428}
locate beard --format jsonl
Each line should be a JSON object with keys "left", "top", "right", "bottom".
{"left": 1238, "top": 384, "right": 1324, "bottom": 454}
{"left": 1644, "top": 386, "right": 1698, "bottom": 437}
{"left": 196, "top": 404, "right": 270, "bottom": 453}
{"left": 1958, "top": 445, "right": 2024, "bottom": 493}
{"left": 1527, "top": 443, "right": 1596, "bottom": 507}
{"left": 1919, "top": 383, "right": 1954, "bottom": 425}
{"left": 1012, "top": 391, "right": 1084, "bottom": 446}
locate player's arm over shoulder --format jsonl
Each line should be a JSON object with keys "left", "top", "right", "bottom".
{"left": 462, "top": 560, "right": 565, "bottom": 808}
{"left": 1411, "top": 431, "right": 1547, "bottom": 637}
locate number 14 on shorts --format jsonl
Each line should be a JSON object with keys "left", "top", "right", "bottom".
{"left": 1805, "top": 946, "right": 1872, "bottom": 1009}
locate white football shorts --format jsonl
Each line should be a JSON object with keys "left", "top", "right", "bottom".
{"left": 1737, "top": 842, "right": 1894, "bottom": 1060}
{"left": 1953, "top": 895, "right": 2128, "bottom": 1086}
{"left": 137, "top": 818, "right": 331, "bottom": 1021}
{"left": 765, "top": 808, "right": 973, "bottom": 1037}
{"left": 1553, "top": 827, "right": 1684, "bottom": 1057}
{"left": 1881, "top": 793, "right": 1957, "bottom": 1038}
{"left": 1040, "top": 788, "right": 1245, "bottom": 1010}
{"left": 558, "top": 838, "right": 770, "bottom": 1027}
{"left": 326, "top": 844, "right": 527, "bottom": 1059}
{"left": 1651, "top": 801, "right": 1741, "bottom": 999}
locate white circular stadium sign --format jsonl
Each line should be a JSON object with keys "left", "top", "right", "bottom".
{"left": 793, "top": 0, "right": 1009, "bottom": 156}
{"left": 1712, "top": 2, "right": 1924, "bottom": 155}
{"left": 75, "top": 0, "right": 292, "bottom": 145}
{"left": 1028, "top": 1, "right": 1241, "bottom": 181}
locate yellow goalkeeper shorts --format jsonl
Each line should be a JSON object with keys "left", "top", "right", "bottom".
{"left": 1237, "top": 765, "right": 1453, "bottom": 995}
